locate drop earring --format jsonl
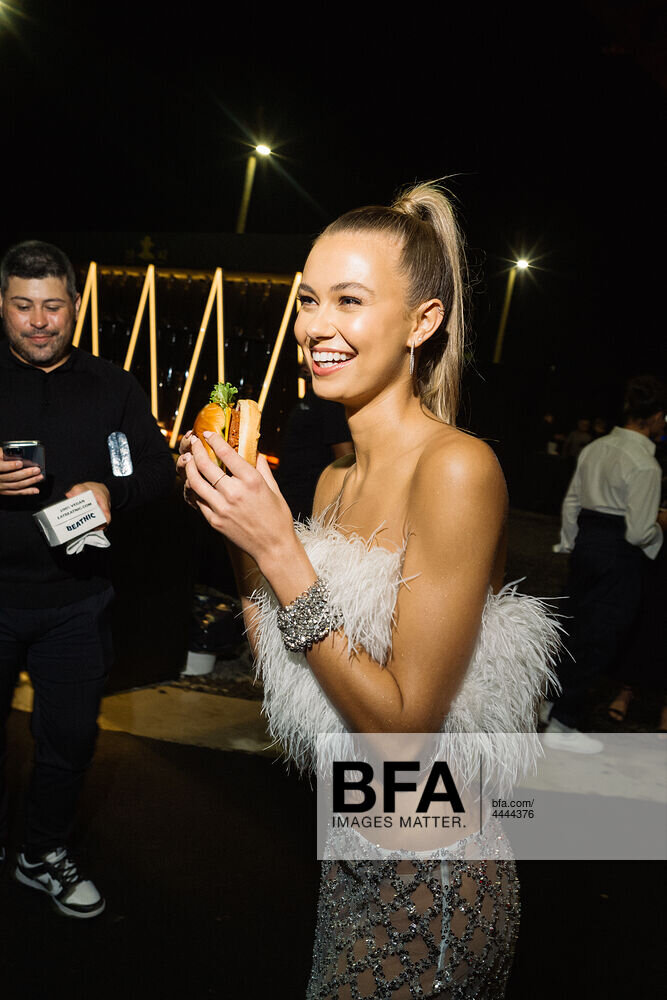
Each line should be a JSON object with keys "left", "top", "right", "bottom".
{"left": 409, "top": 343, "right": 415, "bottom": 376}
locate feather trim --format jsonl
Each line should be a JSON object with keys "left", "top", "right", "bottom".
{"left": 251, "top": 515, "right": 563, "bottom": 792}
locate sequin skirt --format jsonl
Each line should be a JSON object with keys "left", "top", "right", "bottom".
{"left": 306, "top": 825, "right": 520, "bottom": 999}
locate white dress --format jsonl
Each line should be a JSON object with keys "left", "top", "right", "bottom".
{"left": 251, "top": 514, "right": 561, "bottom": 999}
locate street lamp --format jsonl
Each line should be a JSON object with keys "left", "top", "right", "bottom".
{"left": 493, "top": 259, "right": 530, "bottom": 364}
{"left": 236, "top": 145, "right": 272, "bottom": 234}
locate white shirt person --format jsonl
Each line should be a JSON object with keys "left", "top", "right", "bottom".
{"left": 555, "top": 424, "right": 663, "bottom": 560}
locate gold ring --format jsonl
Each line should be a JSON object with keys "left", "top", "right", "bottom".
{"left": 212, "top": 474, "right": 225, "bottom": 489}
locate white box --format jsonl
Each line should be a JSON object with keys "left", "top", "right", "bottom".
{"left": 33, "top": 490, "right": 107, "bottom": 547}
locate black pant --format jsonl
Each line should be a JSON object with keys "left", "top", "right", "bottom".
{"left": 551, "top": 511, "right": 647, "bottom": 729}
{"left": 0, "top": 588, "right": 113, "bottom": 853}
{"left": 620, "top": 539, "right": 666, "bottom": 695}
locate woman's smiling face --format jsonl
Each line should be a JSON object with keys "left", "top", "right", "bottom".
{"left": 294, "top": 232, "right": 415, "bottom": 408}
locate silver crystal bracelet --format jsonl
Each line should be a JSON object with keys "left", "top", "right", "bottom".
{"left": 276, "top": 578, "right": 344, "bottom": 653}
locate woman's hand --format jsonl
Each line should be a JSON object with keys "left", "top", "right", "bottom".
{"left": 177, "top": 429, "right": 199, "bottom": 464}
{"left": 179, "top": 431, "right": 296, "bottom": 572}
{"left": 178, "top": 430, "right": 317, "bottom": 654}
{"left": 176, "top": 430, "right": 199, "bottom": 508}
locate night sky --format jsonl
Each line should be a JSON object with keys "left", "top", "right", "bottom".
{"left": 1, "top": 0, "right": 665, "bottom": 421}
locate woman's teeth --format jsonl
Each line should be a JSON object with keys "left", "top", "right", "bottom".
{"left": 312, "top": 352, "right": 353, "bottom": 366}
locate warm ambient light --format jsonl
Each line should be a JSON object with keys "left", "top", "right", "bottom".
{"left": 255, "top": 144, "right": 271, "bottom": 156}
{"left": 516, "top": 259, "right": 529, "bottom": 270}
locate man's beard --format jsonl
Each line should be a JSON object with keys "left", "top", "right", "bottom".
{"left": 2, "top": 315, "right": 74, "bottom": 368}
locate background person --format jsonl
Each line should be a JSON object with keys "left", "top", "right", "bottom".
{"left": 0, "top": 241, "right": 175, "bottom": 917}
{"left": 607, "top": 426, "right": 667, "bottom": 729}
{"left": 561, "top": 416, "right": 592, "bottom": 464}
{"left": 545, "top": 375, "right": 666, "bottom": 751}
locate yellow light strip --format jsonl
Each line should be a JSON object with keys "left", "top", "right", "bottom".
{"left": 72, "top": 262, "right": 96, "bottom": 348}
{"left": 91, "top": 262, "right": 99, "bottom": 356}
{"left": 215, "top": 268, "right": 225, "bottom": 383}
{"left": 298, "top": 377, "right": 306, "bottom": 399}
{"left": 169, "top": 267, "right": 223, "bottom": 449}
{"left": 97, "top": 266, "right": 294, "bottom": 285}
{"left": 258, "top": 271, "right": 301, "bottom": 413}
{"left": 148, "top": 265, "right": 158, "bottom": 417}
{"left": 123, "top": 266, "right": 152, "bottom": 371}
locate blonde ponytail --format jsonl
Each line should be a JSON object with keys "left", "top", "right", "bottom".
{"left": 322, "top": 180, "right": 466, "bottom": 425}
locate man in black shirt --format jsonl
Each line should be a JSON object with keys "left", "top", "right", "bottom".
{"left": 0, "top": 241, "right": 175, "bottom": 917}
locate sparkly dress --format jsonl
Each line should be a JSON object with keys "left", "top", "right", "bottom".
{"left": 251, "top": 515, "right": 561, "bottom": 999}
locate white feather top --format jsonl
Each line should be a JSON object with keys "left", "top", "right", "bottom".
{"left": 251, "top": 514, "right": 562, "bottom": 793}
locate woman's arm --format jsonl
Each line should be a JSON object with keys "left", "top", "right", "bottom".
{"left": 178, "top": 432, "right": 265, "bottom": 653}
{"left": 292, "top": 437, "right": 507, "bottom": 733}
{"left": 178, "top": 441, "right": 347, "bottom": 656}
{"left": 183, "top": 431, "right": 506, "bottom": 733}
{"left": 229, "top": 460, "right": 347, "bottom": 654}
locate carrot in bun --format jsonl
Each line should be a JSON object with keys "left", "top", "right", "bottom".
{"left": 193, "top": 382, "right": 261, "bottom": 469}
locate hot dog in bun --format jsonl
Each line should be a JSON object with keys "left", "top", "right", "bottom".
{"left": 193, "top": 382, "right": 262, "bottom": 469}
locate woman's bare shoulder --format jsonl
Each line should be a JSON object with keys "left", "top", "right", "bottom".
{"left": 312, "top": 452, "right": 356, "bottom": 516}
{"left": 411, "top": 424, "right": 507, "bottom": 511}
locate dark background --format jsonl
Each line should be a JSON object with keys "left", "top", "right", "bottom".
{"left": 1, "top": 0, "right": 665, "bottom": 421}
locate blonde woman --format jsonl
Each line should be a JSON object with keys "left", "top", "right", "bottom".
{"left": 180, "top": 182, "right": 558, "bottom": 998}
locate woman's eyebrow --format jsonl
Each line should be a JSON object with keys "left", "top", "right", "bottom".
{"left": 330, "top": 281, "right": 375, "bottom": 296}
{"left": 298, "top": 281, "right": 376, "bottom": 297}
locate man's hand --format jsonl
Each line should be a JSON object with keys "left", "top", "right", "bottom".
{"left": 0, "top": 447, "right": 44, "bottom": 496}
{"left": 658, "top": 508, "right": 667, "bottom": 533}
{"left": 65, "top": 482, "right": 112, "bottom": 525}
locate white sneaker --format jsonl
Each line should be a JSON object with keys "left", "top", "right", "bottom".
{"left": 543, "top": 718, "right": 604, "bottom": 754}
{"left": 538, "top": 700, "right": 553, "bottom": 725}
{"left": 14, "top": 847, "right": 105, "bottom": 919}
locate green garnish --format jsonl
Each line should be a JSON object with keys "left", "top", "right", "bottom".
{"left": 209, "top": 382, "right": 238, "bottom": 409}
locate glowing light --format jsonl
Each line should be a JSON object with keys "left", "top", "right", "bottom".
{"left": 0, "top": 1, "right": 29, "bottom": 35}
{"left": 258, "top": 272, "right": 302, "bottom": 412}
{"left": 255, "top": 144, "right": 271, "bottom": 156}
{"left": 169, "top": 269, "right": 224, "bottom": 449}
{"left": 124, "top": 265, "right": 158, "bottom": 417}
{"left": 516, "top": 259, "right": 529, "bottom": 270}
{"left": 72, "top": 262, "right": 99, "bottom": 355}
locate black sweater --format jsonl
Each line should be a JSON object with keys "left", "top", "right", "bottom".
{"left": 0, "top": 342, "right": 175, "bottom": 608}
